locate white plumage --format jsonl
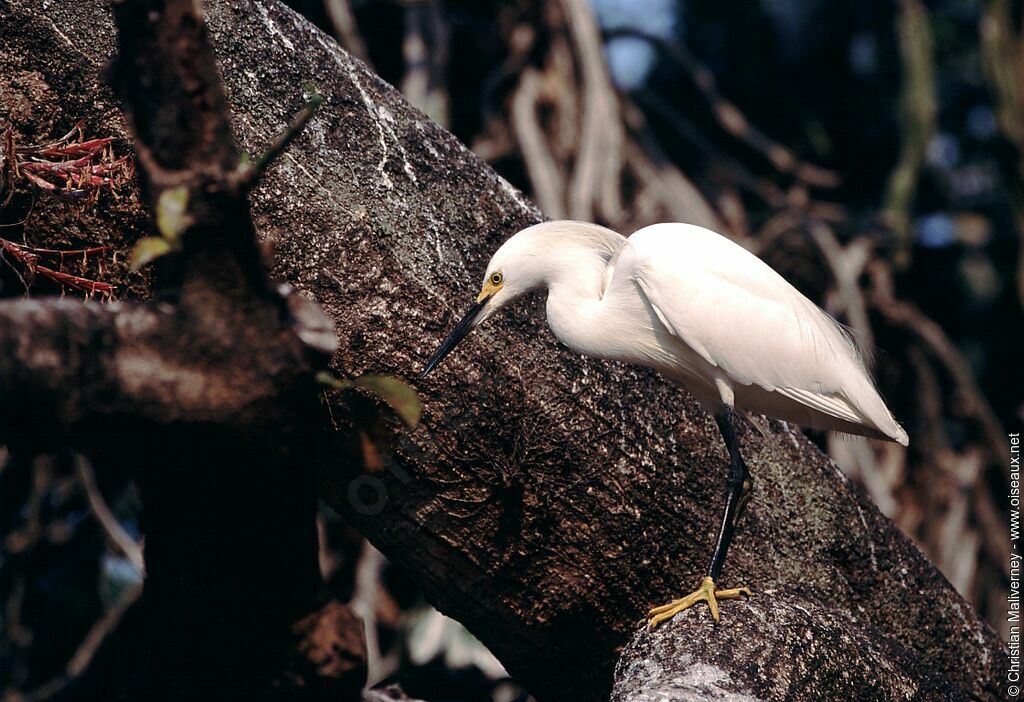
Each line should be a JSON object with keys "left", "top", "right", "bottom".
{"left": 473, "top": 220, "right": 907, "bottom": 446}
{"left": 421, "top": 219, "right": 908, "bottom": 624}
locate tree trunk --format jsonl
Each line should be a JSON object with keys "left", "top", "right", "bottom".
{"left": 0, "top": 0, "right": 1008, "bottom": 701}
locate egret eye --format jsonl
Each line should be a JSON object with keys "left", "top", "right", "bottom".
{"left": 490, "top": 272, "right": 503, "bottom": 286}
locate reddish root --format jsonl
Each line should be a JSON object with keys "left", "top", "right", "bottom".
{"left": 0, "top": 122, "right": 133, "bottom": 204}
{"left": 0, "top": 237, "right": 115, "bottom": 299}
{"left": 0, "top": 123, "right": 126, "bottom": 298}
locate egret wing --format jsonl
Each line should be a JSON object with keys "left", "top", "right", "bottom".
{"left": 623, "top": 224, "right": 901, "bottom": 437}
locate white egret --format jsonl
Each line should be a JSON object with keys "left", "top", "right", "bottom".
{"left": 420, "top": 221, "right": 909, "bottom": 626}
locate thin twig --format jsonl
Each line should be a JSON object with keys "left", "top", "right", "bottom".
{"left": 605, "top": 27, "right": 840, "bottom": 189}
{"left": 868, "top": 260, "right": 1010, "bottom": 476}
{"left": 511, "top": 68, "right": 567, "bottom": 218}
{"left": 400, "top": 0, "right": 450, "bottom": 127}
{"left": 884, "top": 0, "right": 937, "bottom": 267}
{"left": 324, "top": 0, "right": 374, "bottom": 69}
{"left": 561, "top": 0, "right": 623, "bottom": 223}
{"left": 14, "top": 244, "right": 110, "bottom": 258}
{"left": 75, "top": 455, "right": 145, "bottom": 574}
{"left": 0, "top": 237, "right": 116, "bottom": 297}
{"left": 806, "top": 220, "right": 876, "bottom": 361}
{"left": 20, "top": 584, "right": 143, "bottom": 702}
{"left": 622, "top": 100, "right": 722, "bottom": 231}
{"left": 235, "top": 91, "right": 324, "bottom": 190}
{"left": 0, "top": 125, "right": 132, "bottom": 203}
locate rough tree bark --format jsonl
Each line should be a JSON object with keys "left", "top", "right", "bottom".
{"left": 0, "top": 0, "right": 1008, "bottom": 701}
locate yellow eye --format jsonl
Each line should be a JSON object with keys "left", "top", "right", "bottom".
{"left": 490, "top": 271, "right": 503, "bottom": 286}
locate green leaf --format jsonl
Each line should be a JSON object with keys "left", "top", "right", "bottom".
{"left": 353, "top": 375, "right": 422, "bottom": 428}
{"left": 156, "top": 186, "right": 191, "bottom": 242}
{"left": 316, "top": 371, "right": 351, "bottom": 390}
{"left": 318, "top": 372, "right": 422, "bottom": 428}
{"left": 301, "top": 81, "right": 322, "bottom": 104}
{"left": 129, "top": 236, "right": 172, "bottom": 271}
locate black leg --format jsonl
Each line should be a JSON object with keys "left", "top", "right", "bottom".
{"left": 646, "top": 405, "right": 754, "bottom": 627}
{"left": 707, "top": 406, "right": 752, "bottom": 581}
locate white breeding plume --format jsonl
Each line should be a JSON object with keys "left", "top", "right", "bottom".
{"left": 420, "top": 220, "right": 908, "bottom": 625}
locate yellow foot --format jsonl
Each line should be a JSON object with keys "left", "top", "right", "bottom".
{"left": 647, "top": 576, "right": 751, "bottom": 628}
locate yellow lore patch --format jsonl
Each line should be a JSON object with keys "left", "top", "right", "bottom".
{"left": 476, "top": 278, "right": 503, "bottom": 303}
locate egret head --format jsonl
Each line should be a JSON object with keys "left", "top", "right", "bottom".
{"left": 419, "top": 229, "right": 545, "bottom": 378}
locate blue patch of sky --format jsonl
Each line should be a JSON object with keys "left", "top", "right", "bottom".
{"left": 590, "top": 0, "right": 678, "bottom": 90}
{"left": 927, "top": 133, "right": 960, "bottom": 169}
{"left": 916, "top": 212, "right": 957, "bottom": 248}
{"left": 848, "top": 32, "right": 879, "bottom": 77}
{"left": 966, "top": 105, "right": 997, "bottom": 140}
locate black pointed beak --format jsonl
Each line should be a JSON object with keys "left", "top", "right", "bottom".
{"left": 419, "top": 298, "right": 487, "bottom": 379}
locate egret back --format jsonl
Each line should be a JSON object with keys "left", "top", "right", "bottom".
{"left": 615, "top": 223, "right": 908, "bottom": 445}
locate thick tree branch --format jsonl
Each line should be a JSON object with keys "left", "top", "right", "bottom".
{"left": 0, "top": 295, "right": 329, "bottom": 444}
